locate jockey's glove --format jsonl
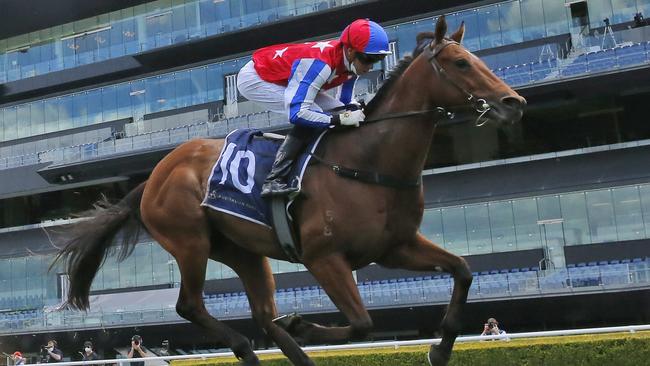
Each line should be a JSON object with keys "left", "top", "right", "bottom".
{"left": 331, "top": 109, "right": 365, "bottom": 127}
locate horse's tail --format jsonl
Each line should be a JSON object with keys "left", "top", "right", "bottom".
{"left": 51, "top": 181, "right": 147, "bottom": 310}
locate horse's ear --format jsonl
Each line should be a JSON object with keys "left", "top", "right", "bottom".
{"left": 434, "top": 16, "right": 447, "bottom": 43}
{"left": 450, "top": 21, "right": 465, "bottom": 43}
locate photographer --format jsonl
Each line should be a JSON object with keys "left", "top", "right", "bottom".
{"left": 481, "top": 317, "right": 507, "bottom": 339}
{"left": 41, "top": 340, "right": 63, "bottom": 363}
{"left": 81, "top": 341, "right": 99, "bottom": 361}
{"left": 127, "top": 335, "right": 146, "bottom": 366}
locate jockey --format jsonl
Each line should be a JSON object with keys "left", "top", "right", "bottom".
{"left": 237, "top": 19, "right": 391, "bottom": 197}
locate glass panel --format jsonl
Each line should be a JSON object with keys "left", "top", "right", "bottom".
{"left": 207, "top": 63, "right": 224, "bottom": 101}
{"left": 58, "top": 95, "right": 74, "bottom": 130}
{"left": 44, "top": 99, "right": 59, "bottom": 133}
{"left": 175, "top": 70, "right": 193, "bottom": 108}
{"left": 16, "top": 104, "right": 31, "bottom": 138}
{"left": 190, "top": 67, "right": 208, "bottom": 105}
{"left": 499, "top": 1, "right": 524, "bottom": 45}
{"left": 134, "top": 243, "right": 154, "bottom": 287}
{"left": 72, "top": 92, "right": 88, "bottom": 128}
{"left": 0, "top": 259, "right": 11, "bottom": 300}
{"left": 477, "top": 5, "right": 502, "bottom": 49}
{"left": 30, "top": 101, "right": 45, "bottom": 136}
{"left": 4, "top": 107, "right": 17, "bottom": 141}
{"left": 87, "top": 89, "right": 103, "bottom": 124}
{"left": 610, "top": 0, "right": 639, "bottom": 24}
{"left": 145, "top": 76, "right": 162, "bottom": 114}
{"left": 465, "top": 203, "right": 492, "bottom": 254}
{"left": 420, "top": 209, "right": 444, "bottom": 244}
{"left": 102, "top": 256, "right": 120, "bottom": 289}
{"left": 612, "top": 186, "right": 645, "bottom": 241}
{"left": 441, "top": 207, "right": 469, "bottom": 255}
{"left": 559, "top": 192, "right": 590, "bottom": 245}
{"left": 130, "top": 80, "right": 146, "bottom": 122}
{"left": 118, "top": 250, "right": 137, "bottom": 288}
{"left": 520, "top": 0, "right": 546, "bottom": 41}
{"left": 116, "top": 83, "right": 133, "bottom": 120}
{"left": 152, "top": 245, "right": 171, "bottom": 285}
{"left": 159, "top": 73, "right": 177, "bottom": 112}
{"left": 586, "top": 189, "right": 617, "bottom": 243}
{"left": 513, "top": 198, "right": 541, "bottom": 250}
{"left": 589, "top": 0, "right": 615, "bottom": 28}
{"left": 640, "top": 184, "right": 650, "bottom": 237}
{"left": 542, "top": 0, "right": 569, "bottom": 36}
{"left": 102, "top": 85, "right": 119, "bottom": 122}
{"left": 489, "top": 201, "right": 517, "bottom": 252}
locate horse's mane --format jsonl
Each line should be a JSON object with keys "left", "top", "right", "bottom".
{"left": 364, "top": 32, "right": 437, "bottom": 116}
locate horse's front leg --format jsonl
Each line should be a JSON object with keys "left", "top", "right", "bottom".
{"left": 276, "top": 253, "right": 374, "bottom": 344}
{"left": 376, "top": 233, "right": 473, "bottom": 366}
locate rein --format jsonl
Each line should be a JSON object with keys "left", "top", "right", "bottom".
{"left": 311, "top": 39, "right": 491, "bottom": 190}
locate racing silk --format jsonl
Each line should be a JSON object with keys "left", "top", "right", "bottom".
{"left": 252, "top": 40, "right": 357, "bottom": 128}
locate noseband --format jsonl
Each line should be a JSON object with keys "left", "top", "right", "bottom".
{"left": 363, "top": 39, "right": 492, "bottom": 126}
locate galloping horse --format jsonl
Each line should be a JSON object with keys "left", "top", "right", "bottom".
{"left": 55, "top": 17, "right": 525, "bottom": 366}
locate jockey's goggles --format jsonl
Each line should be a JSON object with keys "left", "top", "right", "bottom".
{"left": 355, "top": 52, "right": 386, "bottom": 65}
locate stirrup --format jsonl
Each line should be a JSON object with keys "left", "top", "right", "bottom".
{"left": 261, "top": 181, "right": 298, "bottom": 197}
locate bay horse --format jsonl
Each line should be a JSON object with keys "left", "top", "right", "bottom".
{"left": 54, "top": 16, "right": 525, "bottom": 366}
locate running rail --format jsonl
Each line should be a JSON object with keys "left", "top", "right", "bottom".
{"left": 23, "top": 324, "right": 650, "bottom": 365}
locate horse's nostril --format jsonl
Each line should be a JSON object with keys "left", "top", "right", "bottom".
{"left": 500, "top": 96, "right": 526, "bottom": 108}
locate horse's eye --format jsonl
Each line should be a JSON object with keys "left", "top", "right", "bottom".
{"left": 454, "top": 59, "right": 470, "bottom": 69}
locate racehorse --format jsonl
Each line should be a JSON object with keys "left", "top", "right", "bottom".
{"left": 54, "top": 16, "right": 525, "bottom": 366}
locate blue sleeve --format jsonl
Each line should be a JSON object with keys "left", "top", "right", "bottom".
{"left": 284, "top": 58, "right": 333, "bottom": 128}
{"left": 339, "top": 76, "right": 357, "bottom": 105}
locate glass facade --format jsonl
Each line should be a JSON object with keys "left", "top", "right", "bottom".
{"left": 0, "top": 242, "right": 306, "bottom": 306}
{"left": 2, "top": 182, "right": 649, "bottom": 307}
{"left": 2, "top": 0, "right": 650, "bottom": 144}
{"left": 0, "top": 0, "right": 362, "bottom": 83}
{"left": 420, "top": 183, "right": 650, "bottom": 256}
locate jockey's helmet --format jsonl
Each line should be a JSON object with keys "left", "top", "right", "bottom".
{"left": 340, "top": 19, "right": 391, "bottom": 62}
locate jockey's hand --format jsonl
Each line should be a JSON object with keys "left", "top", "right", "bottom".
{"left": 333, "top": 110, "right": 365, "bottom": 127}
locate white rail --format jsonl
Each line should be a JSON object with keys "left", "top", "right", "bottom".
{"left": 23, "top": 323, "right": 650, "bottom": 365}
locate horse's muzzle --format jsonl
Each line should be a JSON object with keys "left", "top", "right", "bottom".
{"left": 488, "top": 96, "right": 526, "bottom": 124}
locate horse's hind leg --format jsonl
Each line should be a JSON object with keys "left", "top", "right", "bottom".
{"left": 216, "top": 245, "right": 315, "bottom": 366}
{"left": 159, "top": 233, "right": 259, "bottom": 365}
{"left": 376, "top": 233, "right": 472, "bottom": 366}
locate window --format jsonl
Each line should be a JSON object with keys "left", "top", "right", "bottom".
{"left": 586, "top": 189, "right": 617, "bottom": 243}
{"left": 560, "top": 192, "right": 590, "bottom": 245}
{"left": 612, "top": 186, "right": 644, "bottom": 240}
{"left": 478, "top": 5, "right": 502, "bottom": 49}
{"left": 513, "top": 198, "right": 541, "bottom": 250}
{"left": 520, "top": 0, "right": 546, "bottom": 41}
{"left": 421, "top": 209, "right": 444, "bottom": 244}
{"left": 499, "top": 1, "right": 523, "bottom": 45}
{"left": 465, "top": 203, "right": 492, "bottom": 254}
{"left": 441, "top": 207, "right": 469, "bottom": 255}
{"left": 489, "top": 201, "right": 517, "bottom": 252}
{"left": 542, "top": 0, "right": 569, "bottom": 36}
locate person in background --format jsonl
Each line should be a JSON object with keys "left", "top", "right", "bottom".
{"left": 42, "top": 339, "right": 63, "bottom": 363}
{"left": 81, "top": 341, "right": 99, "bottom": 361}
{"left": 481, "top": 317, "right": 508, "bottom": 340}
{"left": 12, "top": 351, "right": 25, "bottom": 366}
{"left": 127, "top": 335, "right": 146, "bottom": 366}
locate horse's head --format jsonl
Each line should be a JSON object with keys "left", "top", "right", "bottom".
{"left": 416, "top": 16, "right": 526, "bottom": 125}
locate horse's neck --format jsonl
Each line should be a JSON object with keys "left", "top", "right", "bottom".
{"left": 357, "top": 67, "right": 437, "bottom": 179}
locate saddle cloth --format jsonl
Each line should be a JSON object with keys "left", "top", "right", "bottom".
{"left": 201, "top": 128, "right": 325, "bottom": 227}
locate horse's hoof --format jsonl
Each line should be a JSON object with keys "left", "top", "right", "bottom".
{"left": 273, "top": 312, "right": 303, "bottom": 334}
{"left": 428, "top": 345, "right": 451, "bottom": 366}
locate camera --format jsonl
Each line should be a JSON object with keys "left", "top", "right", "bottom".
{"left": 603, "top": 17, "right": 610, "bottom": 27}
{"left": 488, "top": 322, "right": 495, "bottom": 329}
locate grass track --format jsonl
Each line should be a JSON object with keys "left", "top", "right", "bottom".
{"left": 172, "top": 330, "right": 650, "bottom": 366}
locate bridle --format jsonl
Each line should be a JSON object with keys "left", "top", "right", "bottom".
{"left": 363, "top": 38, "right": 492, "bottom": 127}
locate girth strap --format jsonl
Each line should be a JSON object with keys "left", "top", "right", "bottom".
{"left": 309, "top": 154, "right": 421, "bottom": 189}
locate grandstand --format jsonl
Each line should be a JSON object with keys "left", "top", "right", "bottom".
{"left": 0, "top": 0, "right": 649, "bottom": 361}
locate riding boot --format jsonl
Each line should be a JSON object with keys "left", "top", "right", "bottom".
{"left": 261, "top": 129, "right": 308, "bottom": 197}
